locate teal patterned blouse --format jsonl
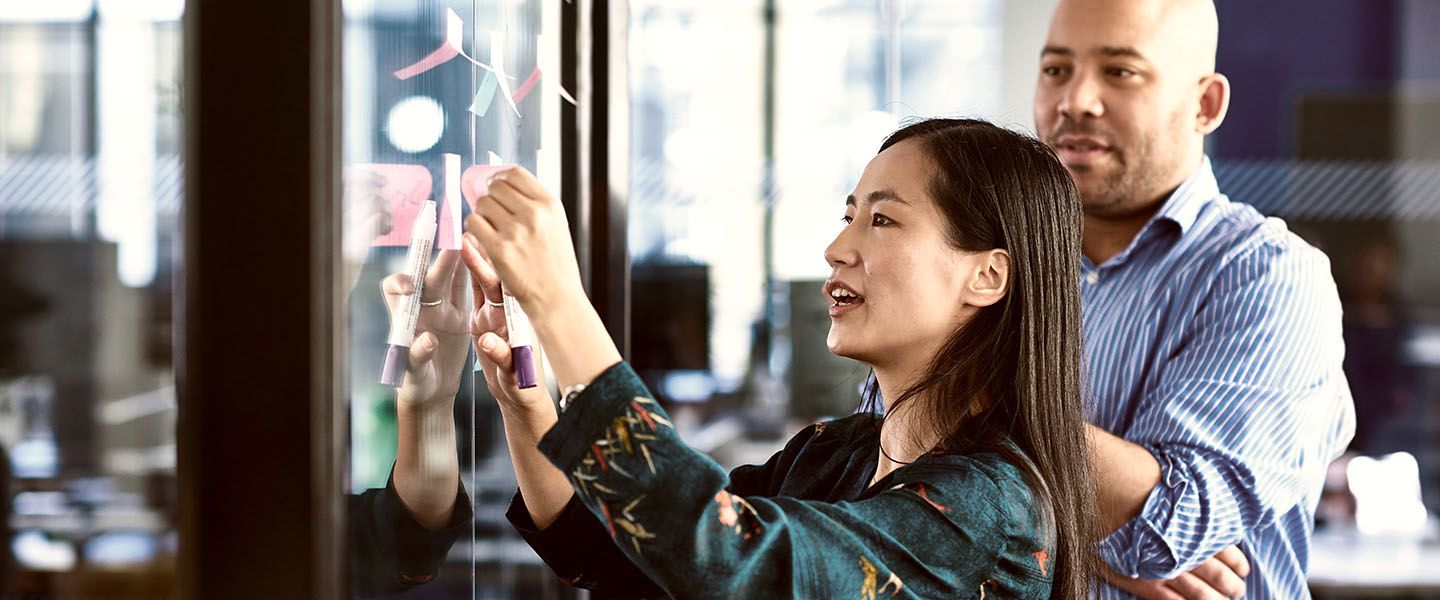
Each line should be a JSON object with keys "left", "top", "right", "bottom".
{"left": 507, "top": 362, "right": 1056, "bottom": 599}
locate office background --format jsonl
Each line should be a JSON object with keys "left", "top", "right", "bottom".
{"left": 0, "top": 0, "right": 1436, "bottom": 597}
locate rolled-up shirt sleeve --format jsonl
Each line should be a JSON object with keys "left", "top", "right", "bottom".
{"left": 1098, "top": 239, "right": 1354, "bottom": 579}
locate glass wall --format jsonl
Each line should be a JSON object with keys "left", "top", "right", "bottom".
{"left": 0, "top": 0, "right": 182, "bottom": 597}
{"left": 340, "top": 0, "right": 566, "bottom": 597}
{"left": 6, "top": 0, "right": 1429, "bottom": 597}
{"left": 1208, "top": 1, "right": 1440, "bottom": 595}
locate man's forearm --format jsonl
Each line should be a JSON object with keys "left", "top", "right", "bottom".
{"left": 1087, "top": 423, "right": 1162, "bottom": 535}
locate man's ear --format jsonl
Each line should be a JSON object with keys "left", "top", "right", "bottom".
{"left": 966, "top": 249, "right": 1010, "bottom": 308}
{"left": 1196, "top": 72, "right": 1231, "bottom": 135}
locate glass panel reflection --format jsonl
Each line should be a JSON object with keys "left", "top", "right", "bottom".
{"left": 340, "top": 1, "right": 563, "bottom": 597}
{"left": 0, "top": 1, "right": 183, "bottom": 597}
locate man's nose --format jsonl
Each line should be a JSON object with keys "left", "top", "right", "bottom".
{"left": 1057, "top": 74, "right": 1104, "bottom": 121}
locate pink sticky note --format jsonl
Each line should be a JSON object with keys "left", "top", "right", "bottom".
{"left": 512, "top": 66, "right": 542, "bottom": 103}
{"left": 393, "top": 8, "right": 464, "bottom": 80}
{"left": 510, "top": 68, "right": 576, "bottom": 105}
{"left": 358, "top": 164, "right": 434, "bottom": 248}
{"left": 461, "top": 164, "right": 516, "bottom": 210}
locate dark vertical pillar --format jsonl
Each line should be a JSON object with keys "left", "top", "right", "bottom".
{"left": 567, "top": 0, "right": 630, "bottom": 356}
{"left": 179, "top": 0, "right": 342, "bottom": 597}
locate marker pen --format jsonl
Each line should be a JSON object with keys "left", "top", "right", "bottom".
{"left": 501, "top": 285, "right": 538, "bottom": 389}
{"left": 380, "top": 200, "right": 438, "bottom": 388}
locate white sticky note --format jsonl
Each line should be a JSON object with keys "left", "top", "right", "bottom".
{"left": 489, "top": 31, "right": 521, "bottom": 118}
{"left": 441, "top": 153, "right": 463, "bottom": 250}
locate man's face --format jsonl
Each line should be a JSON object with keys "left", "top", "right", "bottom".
{"left": 1033, "top": 0, "right": 1201, "bottom": 218}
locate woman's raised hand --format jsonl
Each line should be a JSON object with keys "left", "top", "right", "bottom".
{"left": 379, "top": 249, "right": 471, "bottom": 406}
{"left": 462, "top": 166, "right": 586, "bottom": 320}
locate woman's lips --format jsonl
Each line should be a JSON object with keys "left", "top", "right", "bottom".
{"left": 829, "top": 298, "right": 864, "bottom": 317}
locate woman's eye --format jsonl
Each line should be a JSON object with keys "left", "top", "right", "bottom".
{"left": 841, "top": 215, "right": 854, "bottom": 225}
{"left": 871, "top": 214, "right": 894, "bottom": 226}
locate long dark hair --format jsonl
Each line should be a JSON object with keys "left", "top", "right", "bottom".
{"left": 865, "top": 118, "right": 1097, "bottom": 599}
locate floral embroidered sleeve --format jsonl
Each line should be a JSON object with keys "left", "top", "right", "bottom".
{"left": 528, "top": 361, "right": 1050, "bottom": 599}
{"left": 507, "top": 411, "right": 820, "bottom": 598}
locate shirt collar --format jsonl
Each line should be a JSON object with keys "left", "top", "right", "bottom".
{"left": 1085, "top": 157, "right": 1221, "bottom": 271}
{"left": 1149, "top": 156, "right": 1220, "bottom": 235}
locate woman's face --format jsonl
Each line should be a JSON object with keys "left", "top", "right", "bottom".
{"left": 824, "top": 139, "right": 986, "bottom": 370}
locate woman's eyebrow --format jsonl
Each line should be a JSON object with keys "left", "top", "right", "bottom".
{"left": 845, "top": 189, "right": 911, "bottom": 207}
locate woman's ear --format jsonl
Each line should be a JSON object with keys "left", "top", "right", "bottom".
{"left": 966, "top": 249, "right": 1010, "bottom": 308}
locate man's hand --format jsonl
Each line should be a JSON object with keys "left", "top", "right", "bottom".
{"left": 1102, "top": 546, "right": 1250, "bottom": 599}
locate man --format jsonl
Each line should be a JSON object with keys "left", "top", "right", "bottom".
{"left": 1033, "top": 0, "right": 1355, "bottom": 597}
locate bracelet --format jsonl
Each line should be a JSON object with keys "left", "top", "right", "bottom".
{"left": 559, "top": 383, "right": 586, "bottom": 412}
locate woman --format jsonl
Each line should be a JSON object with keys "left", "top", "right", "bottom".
{"left": 460, "top": 118, "right": 1097, "bottom": 598}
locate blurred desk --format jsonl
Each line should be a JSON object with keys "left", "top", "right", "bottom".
{"left": 1308, "top": 528, "right": 1440, "bottom": 596}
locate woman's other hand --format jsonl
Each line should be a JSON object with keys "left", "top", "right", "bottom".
{"left": 380, "top": 249, "right": 471, "bottom": 406}
{"left": 461, "top": 233, "right": 556, "bottom": 417}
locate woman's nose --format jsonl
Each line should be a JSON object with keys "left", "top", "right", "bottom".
{"left": 825, "top": 227, "right": 858, "bottom": 268}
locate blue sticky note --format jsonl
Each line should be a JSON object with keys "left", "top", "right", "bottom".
{"left": 468, "top": 71, "right": 499, "bottom": 117}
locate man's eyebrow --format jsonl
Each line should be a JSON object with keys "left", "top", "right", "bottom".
{"left": 1099, "top": 46, "right": 1146, "bottom": 60}
{"left": 1041, "top": 45, "right": 1148, "bottom": 61}
{"left": 846, "top": 190, "right": 910, "bottom": 206}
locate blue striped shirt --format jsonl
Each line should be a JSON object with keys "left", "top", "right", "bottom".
{"left": 1085, "top": 158, "right": 1355, "bottom": 599}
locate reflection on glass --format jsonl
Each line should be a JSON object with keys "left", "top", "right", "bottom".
{"left": 0, "top": 1, "right": 182, "bottom": 597}
{"left": 627, "top": 1, "right": 1004, "bottom": 473}
{"left": 341, "top": 1, "right": 562, "bottom": 597}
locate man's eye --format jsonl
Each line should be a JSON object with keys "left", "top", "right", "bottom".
{"left": 1041, "top": 65, "right": 1068, "bottom": 78}
{"left": 841, "top": 215, "right": 854, "bottom": 224}
{"left": 872, "top": 214, "right": 894, "bottom": 226}
{"left": 1107, "top": 67, "right": 1136, "bottom": 78}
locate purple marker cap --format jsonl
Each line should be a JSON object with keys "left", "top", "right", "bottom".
{"left": 512, "top": 345, "right": 538, "bottom": 389}
{"left": 380, "top": 344, "right": 408, "bottom": 387}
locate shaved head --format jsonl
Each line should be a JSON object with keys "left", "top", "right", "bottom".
{"left": 1034, "top": 0, "right": 1230, "bottom": 225}
{"left": 1048, "top": 0, "right": 1218, "bottom": 82}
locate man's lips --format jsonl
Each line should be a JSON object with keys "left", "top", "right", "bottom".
{"left": 1053, "top": 136, "right": 1112, "bottom": 166}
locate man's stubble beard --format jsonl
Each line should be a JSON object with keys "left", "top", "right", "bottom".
{"left": 1071, "top": 114, "right": 1191, "bottom": 221}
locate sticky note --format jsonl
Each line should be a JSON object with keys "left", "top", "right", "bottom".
{"left": 469, "top": 71, "right": 500, "bottom": 117}
{"left": 512, "top": 66, "right": 542, "bottom": 104}
{"left": 438, "top": 153, "right": 463, "bottom": 250}
{"left": 538, "top": 34, "right": 578, "bottom": 106}
{"left": 461, "top": 164, "right": 516, "bottom": 209}
{"left": 393, "top": 8, "right": 464, "bottom": 80}
{"left": 355, "top": 164, "right": 434, "bottom": 247}
{"left": 489, "top": 31, "right": 521, "bottom": 117}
